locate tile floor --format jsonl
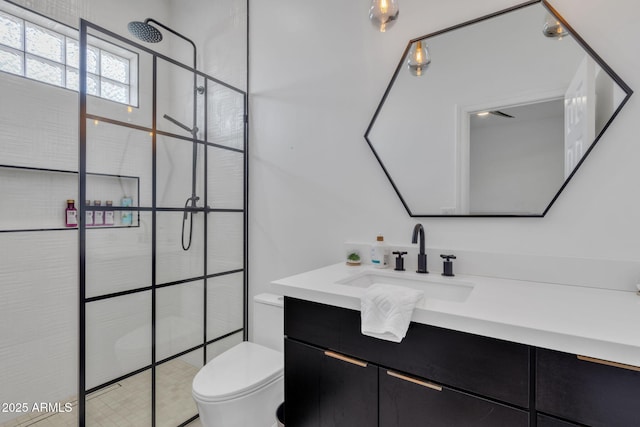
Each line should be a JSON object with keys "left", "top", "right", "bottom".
{"left": 1, "top": 359, "right": 200, "bottom": 427}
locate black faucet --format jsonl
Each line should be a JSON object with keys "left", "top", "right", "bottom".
{"left": 411, "top": 223, "right": 428, "bottom": 274}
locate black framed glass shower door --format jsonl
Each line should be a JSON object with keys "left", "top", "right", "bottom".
{"left": 78, "top": 19, "right": 247, "bottom": 427}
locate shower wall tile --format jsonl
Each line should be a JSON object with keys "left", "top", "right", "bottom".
{"left": 0, "top": 72, "right": 77, "bottom": 171}
{"left": 0, "top": 167, "right": 78, "bottom": 230}
{"left": 0, "top": 231, "right": 77, "bottom": 424}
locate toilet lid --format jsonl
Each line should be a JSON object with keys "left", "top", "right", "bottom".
{"left": 192, "top": 341, "right": 283, "bottom": 402}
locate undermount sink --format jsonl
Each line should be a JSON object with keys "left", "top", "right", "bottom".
{"left": 336, "top": 270, "right": 474, "bottom": 303}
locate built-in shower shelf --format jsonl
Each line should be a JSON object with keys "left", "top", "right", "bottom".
{"left": 0, "top": 164, "right": 139, "bottom": 232}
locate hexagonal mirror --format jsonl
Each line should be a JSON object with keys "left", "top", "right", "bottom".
{"left": 365, "top": 0, "right": 632, "bottom": 217}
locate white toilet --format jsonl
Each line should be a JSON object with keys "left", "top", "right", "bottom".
{"left": 192, "top": 293, "right": 284, "bottom": 427}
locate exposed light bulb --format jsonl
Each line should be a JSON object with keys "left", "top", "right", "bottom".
{"left": 542, "top": 13, "right": 568, "bottom": 39}
{"left": 370, "top": 0, "right": 399, "bottom": 33}
{"left": 407, "top": 40, "right": 431, "bottom": 76}
{"left": 477, "top": 112, "right": 490, "bottom": 117}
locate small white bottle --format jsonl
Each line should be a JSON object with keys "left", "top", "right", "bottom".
{"left": 371, "top": 234, "right": 389, "bottom": 269}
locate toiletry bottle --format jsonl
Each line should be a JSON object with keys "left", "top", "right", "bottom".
{"left": 65, "top": 199, "right": 78, "bottom": 227}
{"left": 105, "top": 200, "right": 115, "bottom": 226}
{"left": 121, "top": 196, "right": 133, "bottom": 226}
{"left": 93, "top": 200, "right": 104, "bottom": 226}
{"left": 371, "top": 234, "right": 389, "bottom": 268}
{"left": 85, "top": 200, "right": 94, "bottom": 226}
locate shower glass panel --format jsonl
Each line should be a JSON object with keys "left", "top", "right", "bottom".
{"left": 207, "top": 212, "right": 244, "bottom": 274}
{"left": 206, "top": 272, "right": 244, "bottom": 341}
{"left": 79, "top": 19, "right": 247, "bottom": 427}
{"left": 156, "top": 281, "right": 204, "bottom": 361}
{"left": 85, "top": 212, "right": 152, "bottom": 298}
{"left": 85, "top": 370, "right": 153, "bottom": 427}
{"left": 156, "top": 349, "right": 203, "bottom": 426}
{"left": 156, "top": 134, "right": 205, "bottom": 209}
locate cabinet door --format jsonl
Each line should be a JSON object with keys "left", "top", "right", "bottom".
{"left": 285, "top": 338, "right": 378, "bottom": 427}
{"left": 379, "top": 369, "right": 529, "bottom": 427}
{"left": 537, "top": 414, "right": 582, "bottom": 427}
{"left": 537, "top": 348, "right": 640, "bottom": 427}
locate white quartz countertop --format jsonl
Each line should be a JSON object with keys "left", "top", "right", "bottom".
{"left": 271, "top": 263, "right": 640, "bottom": 367}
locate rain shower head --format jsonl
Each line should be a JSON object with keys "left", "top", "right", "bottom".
{"left": 128, "top": 20, "right": 163, "bottom": 43}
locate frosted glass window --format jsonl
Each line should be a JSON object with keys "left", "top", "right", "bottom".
{"left": 87, "top": 73, "right": 99, "bottom": 96}
{"left": 0, "top": 10, "right": 23, "bottom": 49}
{"left": 66, "top": 37, "right": 78, "bottom": 67}
{"left": 0, "top": 9, "right": 136, "bottom": 105}
{"left": 66, "top": 67, "right": 78, "bottom": 90}
{"left": 65, "top": 39, "right": 98, "bottom": 74}
{"left": 86, "top": 45, "right": 99, "bottom": 74}
{"left": 101, "top": 50, "right": 128, "bottom": 83}
{"left": 102, "top": 79, "right": 128, "bottom": 103}
{"left": 25, "top": 22, "right": 64, "bottom": 63}
{"left": 0, "top": 45, "right": 23, "bottom": 75}
{"left": 26, "top": 55, "right": 64, "bottom": 86}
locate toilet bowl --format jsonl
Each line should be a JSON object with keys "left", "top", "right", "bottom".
{"left": 192, "top": 293, "right": 284, "bottom": 427}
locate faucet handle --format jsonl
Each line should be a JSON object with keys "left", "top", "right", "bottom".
{"left": 440, "top": 254, "right": 456, "bottom": 277}
{"left": 392, "top": 251, "right": 407, "bottom": 271}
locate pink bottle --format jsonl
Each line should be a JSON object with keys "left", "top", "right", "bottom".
{"left": 65, "top": 199, "right": 78, "bottom": 227}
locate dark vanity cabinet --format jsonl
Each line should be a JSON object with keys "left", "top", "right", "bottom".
{"left": 284, "top": 297, "right": 640, "bottom": 426}
{"left": 284, "top": 297, "right": 529, "bottom": 426}
{"left": 536, "top": 348, "right": 640, "bottom": 427}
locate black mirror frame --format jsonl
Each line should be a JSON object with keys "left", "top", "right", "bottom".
{"left": 364, "top": 0, "right": 633, "bottom": 218}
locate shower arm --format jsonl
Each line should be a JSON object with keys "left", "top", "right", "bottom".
{"left": 144, "top": 18, "right": 196, "bottom": 70}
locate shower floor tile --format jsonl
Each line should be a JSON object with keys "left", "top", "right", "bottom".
{"left": 1, "top": 359, "right": 200, "bottom": 427}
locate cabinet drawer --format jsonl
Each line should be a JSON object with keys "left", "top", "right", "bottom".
{"left": 380, "top": 368, "right": 529, "bottom": 427}
{"left": 536, "top": 348, "right": 640, "bottom": 426}
{"left": 285, "top": 297, "right": 530, "bottom": 408}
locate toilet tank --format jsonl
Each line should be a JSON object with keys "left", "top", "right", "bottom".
{"left": 253, "top": 293, "right": 284, "bottom": 353}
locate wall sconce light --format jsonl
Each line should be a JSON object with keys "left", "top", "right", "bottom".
{"left": 542, "top": 13, "right": 568, "bottom": 39}
{"left": 407, "top": 40, "right": 430, "bottom": 76}
{"left": 369, "top": 0, "right": 399, "bottom": 33}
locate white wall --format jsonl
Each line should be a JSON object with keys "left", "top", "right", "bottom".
{"left": 469, "top": 110, "right": 564, "bottom": 214}
{"left": 249, "top": 0, "right": 640, "bottom": 318}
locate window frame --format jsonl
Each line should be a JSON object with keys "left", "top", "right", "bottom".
{"left": 0, "top": 5, "right": 138, "bottom": 107}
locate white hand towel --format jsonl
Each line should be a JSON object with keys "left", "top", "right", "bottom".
{"left": 360, "top": 284, "right": 424, "bottom": 343}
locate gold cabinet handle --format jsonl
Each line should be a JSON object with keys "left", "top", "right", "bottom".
{"left": 324, "top": 351, "right": 368, "bottom": 368}
{"left": 387, "top": 370, "right": 442, "bottom": 391}
{"left": 577, "top": 355, "right": 640, "bottom": 372}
